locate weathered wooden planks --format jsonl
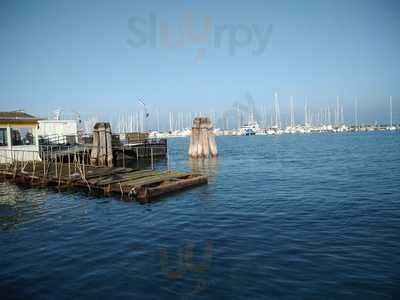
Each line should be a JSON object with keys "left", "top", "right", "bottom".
{"left": 0, "top": 161, "right": 207, "bottom": 202}
{"left": 119, "top": 171, "right": 189, "bottom": 188}
{"left": 88, "top": 169, "right": 156, "bottom": 185}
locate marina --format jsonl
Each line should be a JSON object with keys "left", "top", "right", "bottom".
{"left": 1, "top": 1, "right": 400, "bottom": 299}
{"left": 1, "top": 108, "right": 397, "bottom": 203}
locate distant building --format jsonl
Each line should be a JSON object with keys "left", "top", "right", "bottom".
{"left": 0, "top": 111, "right": 41, "bottom": 163}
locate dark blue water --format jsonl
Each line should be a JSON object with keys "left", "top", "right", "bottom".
{"left": 1, "top": 132, "right": 400, "bottom": 299}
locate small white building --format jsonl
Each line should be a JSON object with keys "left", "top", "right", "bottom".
{"left": 0, "top": 112, "right": 41, "bottom": 163}
{"left": 38, "top": 119, "right": 79, "bottom": 144}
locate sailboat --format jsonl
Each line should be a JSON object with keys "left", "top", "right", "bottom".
{"left": 285, "top": 96, "right": 297, "bottom": 134}
{"left": 268, "top": 92, "right": 283, "bottom": 135}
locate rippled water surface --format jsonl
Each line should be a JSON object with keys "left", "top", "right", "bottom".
{"left": 1, "top": 132, "right": 400, "bottom": 299}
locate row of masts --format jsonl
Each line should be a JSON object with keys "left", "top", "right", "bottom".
{"left": 118, "top": 111, "right": 217, "bottom": 133}
{"left": 235, "top": 94, "right": 394, "bottom": 129}
{"left": 114, "top": 95, "right": 395, "bottom": 133}
{"left": 247, "top": 94, "right": 370, "bottom": 128}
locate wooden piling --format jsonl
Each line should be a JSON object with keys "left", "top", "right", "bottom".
{"left": 106, "top": 126, "right": 113, "bottom": 167}
{"left": 91, "top": 127, "right": 99, "bottom": 165}
{"left": 90, "top": 122, "right": 113, "bottom": 167}
{"left": 189, "top": 117, "right": 218, "bottom": 159}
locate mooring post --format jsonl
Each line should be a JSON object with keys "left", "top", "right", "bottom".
{"left": 90, "top": 122, "right": 113, "bottom": 168}
{"left": 167, "top": 147, "right": 170, "bottom": 172}
{"left": 75, "top": 150, "right": 78, "bottom": 173}
{"left": 151, "top": 147, "right": 154, "bottom": 170}
{"left": 42, "top": 149, "right": 45, "bottom": 177}
{"left": 11, "top": 150, "right": 14, "bottom": 167}
{"left": 32, "top": 159, "right": 36, "bottom": 184}
{"left": 189, "top": 117, "right": 218, "bottom": 159}
{"left": 50, "top": 147, "right": 53, "bottom": 176}
{"left": 122, "top": 145, "right": 125, "bottom": 168}
{"left": 13, "top": 152, "right": 18, "bottom": 179}
{"left": 58, "top": 155, "right": 64, "bottom": 187}
{"left": 68, "top": 149, "right": 71, "bottom": 180}
{"left": 82, "top": 149, "right": 86, "bottom": 178}
{"left": 55, "top": 153, "right": 58, "bottom": 178}
{"left": 91, "top": 126, "right": 99, "bottom": 166}
{"left": 106, "top": 124, "right": 113, "bottom": 167}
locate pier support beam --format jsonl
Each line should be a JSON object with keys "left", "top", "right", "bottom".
{"left": 189, "top": 117, "right": 218, "bottom": 159}
{"left": 90, "top": 122, "right": 113, "bottom": 167}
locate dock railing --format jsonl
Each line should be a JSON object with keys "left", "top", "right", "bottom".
{"left": 118, "top": 144, "right": 168, "bottom": 170}
{"left": 1, "top": 142, "right": 169, "bottom": 181}
{"left": 39, "top": 134, "right": 78, "bottom": 145}
{"left": 0, "top": 146, "right": 93, "bottom": 183}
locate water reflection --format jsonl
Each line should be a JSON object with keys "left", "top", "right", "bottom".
{"left": 0, "top": 182, "right": 23, "bottom": 228}
{"left": 188, "top": 158, "right": 218, "bottom": 179}
{"left": 159, "top": 240, "right": 213, "bottom": 297}
{"left": 0, "top": 181, "right": 49, "bottom": 230}
{"left": 0, "top": 181, "right": 21, "bottom": 206}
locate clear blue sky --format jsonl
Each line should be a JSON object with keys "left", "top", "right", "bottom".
{"left": 1, "top": 0, "right": 399, "bottom": 126}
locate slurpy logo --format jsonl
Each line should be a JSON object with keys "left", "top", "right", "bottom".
{"left": 127, "top": 12, "right": 273, "bottom": 63}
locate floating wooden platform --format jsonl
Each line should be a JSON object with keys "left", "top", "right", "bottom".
{"left": 0, "top": 162, "right": 207, "bottom": 202}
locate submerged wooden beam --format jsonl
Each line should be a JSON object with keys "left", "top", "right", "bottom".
{"left": 0, "top": 162, "right": 207, "bottom": 202}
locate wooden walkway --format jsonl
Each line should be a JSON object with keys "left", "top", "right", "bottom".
{"left": 0, "top": 162, "right": 207, "bottom": 202}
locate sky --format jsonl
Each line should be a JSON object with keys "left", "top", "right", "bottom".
{"left": 1, "top": 0, "right": 399, "bottom": 128}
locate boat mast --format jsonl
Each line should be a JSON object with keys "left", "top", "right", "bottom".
{"left": 335, "top": 96, "right": 340, "bottom": 126}
{"left": 169, "top": 112, "right": 173, "bottom": 132}
{"left": 237, "top": 103, "right": 241, "bottom": 129}
{"left": 274, "top": 92, "right": 281, "bottom": 128}
{"left": 327, "top": 105, "right": 331, "bottom": 125}
{"left": 354, "top": 97, "right": 358, "bottom": 127}
{"left": 264, "top": 104, "right": 267, "bottom": 128}
{"left": 290, "top": 96, "right": 294, "bottom": 127}
{"left": 304, "top": 96, "right": 308, "bottom": 127}
{"left": 390, "top": 96, "right": 393, "bottom": 127}
{"left": 157, "top": 108, "right": 160, "bottom": 132}
{"left": 341, "top": 105, "right": 344, "bottom": 125}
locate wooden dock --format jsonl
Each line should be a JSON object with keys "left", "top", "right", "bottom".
{"left": 0, "top": 161, "right": 208, "bottom": 202}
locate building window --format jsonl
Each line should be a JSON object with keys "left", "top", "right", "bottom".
{"left": 0, "top": 128, "right": 7, "bottom": 146}
{"left": 11, "top": 128, "right": 35, "bottom": 146}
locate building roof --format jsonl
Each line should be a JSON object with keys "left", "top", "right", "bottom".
{"left": 0, "top": 111, "right": 39, "bottom": 123}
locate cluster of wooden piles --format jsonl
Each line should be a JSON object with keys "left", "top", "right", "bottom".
{"left": 90, "top": 122, "right": 113, "bottom": 167}
{"left": 189, "top": 117, "right": 218, "bottom": 158}
{"left": 0, "top": 161, "right": 207, "bottom": 202}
